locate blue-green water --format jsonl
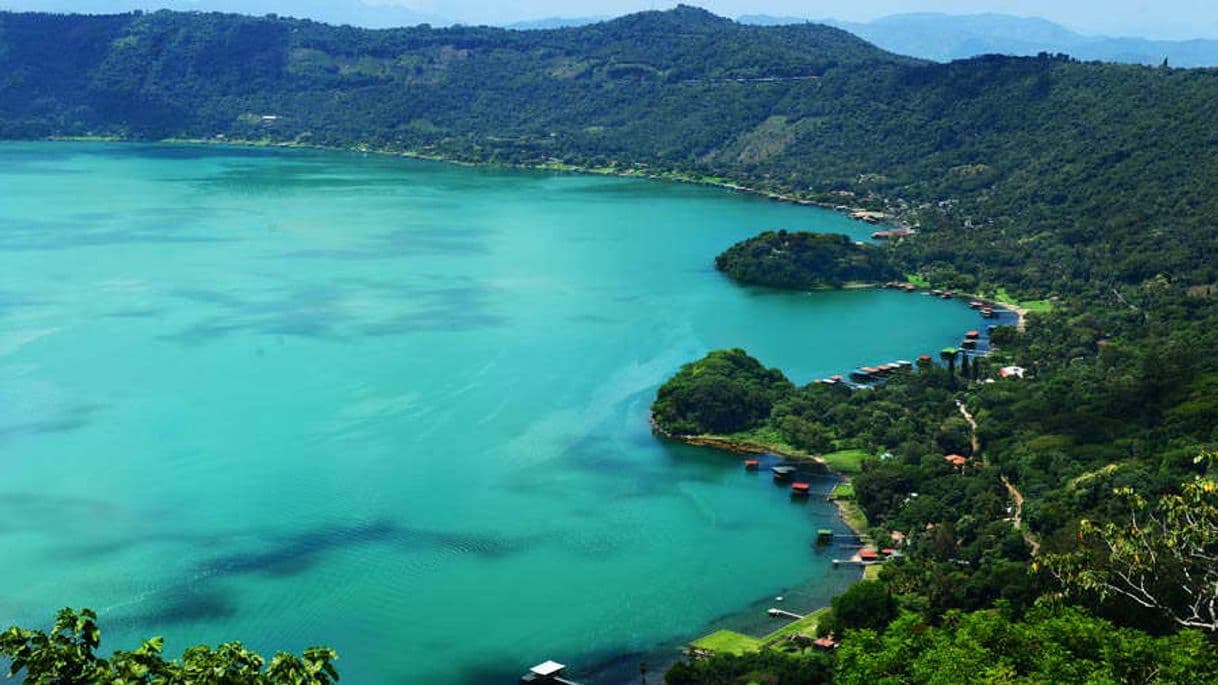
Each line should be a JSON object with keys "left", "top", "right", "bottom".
{"left": 0, "top": 143, "right": 981, "bottom": 683}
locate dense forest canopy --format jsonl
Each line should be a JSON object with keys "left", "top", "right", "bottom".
{"left": 715, "top": 231, "right": 900, "bottom": 289}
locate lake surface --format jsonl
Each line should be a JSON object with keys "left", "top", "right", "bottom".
{"left": 0, "top": 142, "right": 982, "bottom": 683}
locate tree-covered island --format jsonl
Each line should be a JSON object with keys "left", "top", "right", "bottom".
{"left": 714, "top": 231, "right": 900, "bottom": 290}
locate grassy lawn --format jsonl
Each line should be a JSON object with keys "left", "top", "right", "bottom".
{"left": 906, "top": 274, "right": 930, "bottom": 288}
{"left": 829, "top": 482, "right": 855, "bottom": 500}
{"left": 691, "top": 630, "right": 764, "bottom": 655}
{"left": 862, "top": 564, "right": 882, "bottom": 581}
{"left": 821, "top": 449, "right": 871, "bottom": 475}
{"left": 761, "top": 608, "right": 831, "bottom": 646}
{"left": 992, "top": 287, "right": 1054, "bottom": 314}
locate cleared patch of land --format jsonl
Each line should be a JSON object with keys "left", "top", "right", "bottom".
{"left": 690, "top": 629, "right": 764, "bottom": 655}
{"left": 821, "top": 449, "right": 871, "bottom": 475}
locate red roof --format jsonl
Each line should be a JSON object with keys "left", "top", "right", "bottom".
{"left": 945, "top": 455, "right": 968, "bottom": 467}
{"left": 859, "top": 549, "right": 879, "bottom": 559}
{"left": 813, "top": 637, "right": 838, "bottom": 649}
{"left": 918, "top": 354, "right": 933, "bottom": 361}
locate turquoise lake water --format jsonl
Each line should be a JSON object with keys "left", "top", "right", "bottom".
{"left": 0, "top": 142, "right": 983, "bottom": 683}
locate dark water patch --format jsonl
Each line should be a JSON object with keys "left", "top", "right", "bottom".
{"left": 0, "top": 290, "right": 44, "bottom": 317}
{"left": 202, "top": 521, "right": 401, "bottom": 578}
{"left": 196, "top": 520, "right": 530, "bottom": 581}
{"left": 162, "top": 280, "right": 506, "bottom": 342}
{"left": 0, "top": 223, "right": 237, "bottom": 251}
{"left": 160, "top": 285, "right": 354, "bottom": 343}
{"left": 0, "top": 404, "right": 103, "bottom": 444}
{"left": 358, "top": 309, "right": 508, "bottom": 336}
{"left": 104, "top": 307, "right": 166, "bottom": 319}
{"left": 453, "top": 663, "right": 525, "bottom": 685}
{"left": 117, "top": 587, "right": 238, "bottom": 629}
{"left": 283, "top": 226, "right": 492, "bottom": 261}
{"left": 567, "top": 313, "right": 615, "bottom": 325}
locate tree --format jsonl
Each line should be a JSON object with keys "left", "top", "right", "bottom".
{"left": 1043, "top": 453, "right": 1218, "bottom": 631}
{"left": 833, "top": 607, "right": 1218, "bottom": 685}
{"left": 939, "top": 348, "right": 958, "bottom": 376}
{"left": 0, "top": 608, "right": 340, "bottom": 684}
{"left": 820, "top": 581, "right": 897, "bottom": 636}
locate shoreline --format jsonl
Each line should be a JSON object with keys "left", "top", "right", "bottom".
{"left": 39, "top": 135, "right": 907, "bottom": 230}
{"left": 651, "top": 415, "right": 867, "bottom": 538}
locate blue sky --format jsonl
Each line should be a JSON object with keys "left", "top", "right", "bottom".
{"left": 5, "top": 0, "right": 1217, "bottom": 38}
{"left": 398, "top": 0, "right": 1214, "bottom": 37}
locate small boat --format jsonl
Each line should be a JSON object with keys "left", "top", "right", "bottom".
{"left": 772, "top": 465, "right": 798, "bottom": 480}
{"left": 969, "top": 300, "right": 984, "bottom": 309}
{"left": 791, "top": 482, "right": 812, "bottom": 497}
{"left": 965, "top": 330, "right": 981, "bottom": 339}
{"left": 980, "top": 307, "right": 995, "bottom": 318}
{"left": 744, "top": 459, "right": 760, "bottom": 470}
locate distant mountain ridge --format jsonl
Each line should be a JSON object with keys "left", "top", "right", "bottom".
{"left": 0, "top": 0, "right": 446, "bottom": 28}
{"left": 740, "top": 12, "right": 1218, "bottom": 67}
{"left": 504, "top": 17, "right": 606, "bottom": 30}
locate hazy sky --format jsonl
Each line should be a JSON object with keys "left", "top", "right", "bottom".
{"left": 5, "top": 0, "right": 1218, "bottom": 38}
{"left": 405, "top": 0, "right": 1218, "bottom": 38}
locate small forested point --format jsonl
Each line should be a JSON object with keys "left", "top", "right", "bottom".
{"left": 714, "top": 231, "right": 899, "bottom": 290}
{"left": 652, "top": 349, "right": 793, "bottom": 436}
{"left": 0, "top": 608, "right": 340, "bottom": 685}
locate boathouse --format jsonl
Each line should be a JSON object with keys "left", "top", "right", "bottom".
{"left": 520, "top": 661, "right": 581, "bottom": 685}
{"left": 772, "top": 465, "right": 797, "bottom": 481}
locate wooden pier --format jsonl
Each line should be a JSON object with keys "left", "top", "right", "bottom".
{"left": 767, "top": 608, "right": 805, "bottom": 620}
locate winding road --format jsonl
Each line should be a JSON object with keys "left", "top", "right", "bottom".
{"left": 957, "top": 400, "right": 1040, "bottom": 555}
